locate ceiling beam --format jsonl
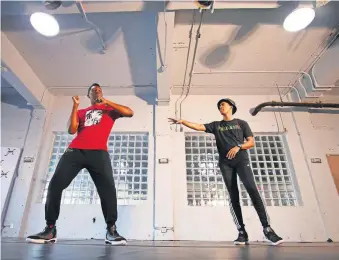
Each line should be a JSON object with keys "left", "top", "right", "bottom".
{"left": 311, "top": 38, "right": 339, "bottom": 88}
{"left": 47, "top": 85, "right": 156, "bottom": 96}
{"left": 156, "top": 11, "right": 175, "bottom": 106}
{"left": 1, "top": 32, "right": 52, "bottom": 109}
{"left": 1, "top": 1, "right": 313, "bottom": 15}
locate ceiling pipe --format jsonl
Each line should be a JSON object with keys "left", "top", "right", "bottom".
{"left": 75, "top": 0, "right": 106, "bottom": 53}
{"left": 193, "top": 70, "right": 314, "bottom": 86}
{"left": 251, "top": 101, "right": 339, "bottom": 116}
{"left": 192, "top": 70, "right": 320, "bottom": 100}
{"left": 177, "top": 10, "right": 205, "bottom": 132}
{"left": 171, "top": 84, "right": 302, "bottom": 100}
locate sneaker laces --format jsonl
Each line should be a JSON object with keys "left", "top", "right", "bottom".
{"left": 40, "top": 226, "right": 51, "bottom": 235}
{"left": 108, "top": 225, "right": 119, "bottom": 236}
{"left": 264, "top": 227, "right": 280, "bottom": 238}
{"left": 264, "top": 227, "right": 274, "bottom": 233}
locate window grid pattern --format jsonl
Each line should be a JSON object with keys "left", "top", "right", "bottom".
{"left": 185, "top": 133, "right": 298, "bottom": 207}
{"left": 42, "top": 132, "right": 149, "bottom": 205}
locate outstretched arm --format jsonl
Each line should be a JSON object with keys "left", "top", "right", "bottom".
{"left": 168, "top": 118, "right": 206, "bottom": 131}
{"left": 101, "top": 98, "right": 134, "bottom": 117}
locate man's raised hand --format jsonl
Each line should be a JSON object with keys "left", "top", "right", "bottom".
{"left": 72, "top": 96, "right": 80, "bottom": 105}
{"left": 168, "top": 118, "right": 183, "bottom": 125}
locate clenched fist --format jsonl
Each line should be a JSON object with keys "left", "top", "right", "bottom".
{"left": 72, "top": 96, "right": 80, "bottom": 105}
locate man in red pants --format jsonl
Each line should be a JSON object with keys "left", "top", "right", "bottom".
{"left": 26, "top": 83, "right": 134, "bottom": 245}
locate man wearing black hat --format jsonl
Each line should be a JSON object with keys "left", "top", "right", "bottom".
{"left": 26, "top": 83, "right": 134, "bottom": 245}
{"left": 168, "top": 98, "right": 283, "bottom": 246}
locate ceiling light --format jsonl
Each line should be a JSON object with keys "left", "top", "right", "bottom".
{"left": 30, "top": 12, "right": 59, "bottom": 37}
{"left": 283, "top": 7, "right": 315, "bottom": 32}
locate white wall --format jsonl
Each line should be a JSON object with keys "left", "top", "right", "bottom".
{"left": 3, "top": 93, "right": 339, "bottom": 242}
{"left": 1, "top": 87, "right": 33, "bottom": 148}
{"left": 1, "top": 87, "right": 31, "bottom": 233}
{"left": 1, "top": 86, "right": 49, "bottom": 238}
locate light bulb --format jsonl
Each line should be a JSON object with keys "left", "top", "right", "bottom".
{"left": 283, "top": 8, "right": 315, "bottom": 32}
{"left": 30, "top": 12, "right": 59, "bottom": 37}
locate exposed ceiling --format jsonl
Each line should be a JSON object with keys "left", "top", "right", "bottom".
{"left": 1, "top": 1, "right": 339, "bottom": 98}
{"left": 1, "top": 12, "right": 157, "bottom": 88}
{"left": 172, "top": 3, "right": 339, "bottom": 96}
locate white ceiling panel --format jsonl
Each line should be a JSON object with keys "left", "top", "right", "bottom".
{"left": 1, "top": 1, "right": 339, "bottom": 97}
{"left": 172, "top": 5, "right": 339, "bottom": 92}
{"left": 1, "top": 11, "right": 157, "bottom": 88}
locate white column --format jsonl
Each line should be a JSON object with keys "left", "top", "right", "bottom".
{"left": 153, "top": 11, "right": 175, "bottom": 240}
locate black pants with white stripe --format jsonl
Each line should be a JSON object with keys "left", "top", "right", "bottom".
{"left": 219, "top": 151, "right": 270, "bottom": 231}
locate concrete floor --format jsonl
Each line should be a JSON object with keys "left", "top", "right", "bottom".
{"left": 1, "top": 239, "right": 339, "bottom": 260}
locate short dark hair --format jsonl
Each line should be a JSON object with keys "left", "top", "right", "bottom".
{"left": 87, "top": 83, "right": 101, "bottom": 96}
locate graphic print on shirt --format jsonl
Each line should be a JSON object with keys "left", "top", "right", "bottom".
{"left": 217, "top": 124, "right": 241, "bottom": 132}
{"left": 84, "top": 110, "right": 103, "bottom": 127}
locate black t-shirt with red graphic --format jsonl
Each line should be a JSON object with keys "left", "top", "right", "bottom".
{"left": 204, "top": 119, "right": 253, "bottom": 159}
{"left": 69, "top": 104, "right": 121, "bottom": 151}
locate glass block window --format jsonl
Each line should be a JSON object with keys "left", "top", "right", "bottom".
{"left": 42, "top": 132, "right": 149, "bottom": 205}
{"left": 185, "top": 133, "right": 298, "bottom": 207}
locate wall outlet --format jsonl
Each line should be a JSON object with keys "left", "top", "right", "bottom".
{"left": 311, "top": 158, "right": 322, "bottom": 163}
{"left": 23, "top": 157, "right": 34, "bottom": 163}
{"left": 4, "top": 224, "right": 14, "bottom": 228}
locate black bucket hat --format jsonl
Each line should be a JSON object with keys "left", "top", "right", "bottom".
{"left": 217, "top": 98, "right": 237, "bottom": 114}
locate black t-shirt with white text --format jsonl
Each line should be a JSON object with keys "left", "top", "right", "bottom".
{"left": 204, "top": 119, "right": 253, "bottom": 160}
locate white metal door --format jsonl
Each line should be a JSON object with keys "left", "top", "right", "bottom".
{"left": 172, "top": 132, "right": 237, "bottom": 241}
{"left": 1, "top": 147, "right": 21, "bottom": 226}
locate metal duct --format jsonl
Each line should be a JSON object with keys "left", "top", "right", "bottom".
{"left": 251, "top": 101, "right": 339, "bottom": 116}
{"left": 75, "top": 0, "right": 106, "bottom": 53}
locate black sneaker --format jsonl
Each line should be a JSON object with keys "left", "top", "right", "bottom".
{"left": 26, "top": 225, "right": 57, "bottom": 244}
{"left": 234, "top": 230, "right": 249, "bottom": 245}
{"left": 264, "top": 227, "right": 284, "bottom": 245}
{"left": 105, "top": 225, "right": 127, "bottom": 245}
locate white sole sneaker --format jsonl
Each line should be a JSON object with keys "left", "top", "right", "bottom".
{"left": 234, "top": 241, "right": 249, "bottom": 245}
{"left": 26, "top": 238, "right": 57, "bottom": 244}
{"left": 270, "top": 239, "right": 284, "bottom": 246}
{"left": 266, "top": 239, "right": 284, "bottom": 246}
{"left": 105, "top": 239, "right": 127, "bottom": 246}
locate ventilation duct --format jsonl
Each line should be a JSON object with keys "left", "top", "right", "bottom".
{"left": 251, "top": 101, "right": 339, "bottom": 116}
